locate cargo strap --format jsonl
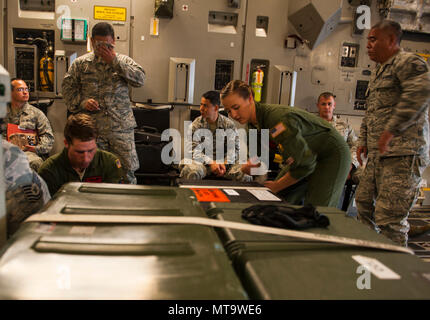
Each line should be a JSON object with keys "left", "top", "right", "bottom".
{"left": 179, "top": 185, "right": 269, "bottom": 190}
{"left": 25, "top": 214, "right": 413, "bottom": 255}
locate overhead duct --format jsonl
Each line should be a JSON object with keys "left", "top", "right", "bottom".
{"left": 288, "top": 0, "right": 342, "bottom": 49}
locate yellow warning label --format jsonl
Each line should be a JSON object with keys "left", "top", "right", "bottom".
{"left": 94, "top": 6, "right": 126, "bottom": 22}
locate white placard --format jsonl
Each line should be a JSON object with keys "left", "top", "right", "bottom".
{"left": 341, "top": 71, "right": 356, "bottom": 82}
{"left": 352, "top": 255, "right": 401, "bottom": 280}
{"left": 223, "top": 189, "right": 239, "bottom": 196}
{"left": 61, "top": 19, "right": 72, "bottom": 39}
{"left": 70, "top": 226, "right": 96, "bottom": 235}
{"left": 248, "top": 189, "right": 281, "bottom": 201}
{"left": 74, "top": 20, "right": 86, "bottom": 41}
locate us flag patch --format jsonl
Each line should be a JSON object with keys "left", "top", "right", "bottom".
{"left": 270, "top": 122, "right": 286, "bottom": 138}
{"left": 115, "top": 159, "right": 122, "bottom": 168}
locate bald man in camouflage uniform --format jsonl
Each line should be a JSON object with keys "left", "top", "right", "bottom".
{"left": 180, "top": 91, "right": 251, "bottom": 181}
{"left": 2, "top": 139, "right": 50, "bottom": 237}
{"left": 356, "top": 20, "right": 430, "bottom": 246}
{"left": 1, "top": 79, "right": 54, "bottom": 171}
{"left": 62, "top": 22, "right": 145, "bottom": 184}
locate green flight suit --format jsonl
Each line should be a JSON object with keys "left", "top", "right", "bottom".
{"left": 38, "top": 148, "right": 124, "bottom": 196}
{"left": 254, "top": 103, "right": 351, "bottom": 207}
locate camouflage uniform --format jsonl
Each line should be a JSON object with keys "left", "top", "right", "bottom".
{"left": 330, "top": 116, "right": 361, "bottom": 183}
{"left": 1, "top": 103, "right": 54, "bottom": 171}
{"left": 62, "top": 52, "right": 145, "bottom": 184}
{"left": 356, "top": 50, "right": 430, "bottom": 246}
{"left": 180, "top": 114, "right": 251, "bottom": 181}
{"left": 2, "top": 139, "right": 50, "bottom": 237}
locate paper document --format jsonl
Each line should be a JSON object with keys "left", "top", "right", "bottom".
{"left": 223, "top": 189, "right": 239, "bottom": 196}
{"left": 248, "top": 189, "right": 281, "bottom": 201}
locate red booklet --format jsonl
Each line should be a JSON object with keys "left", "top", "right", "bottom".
{"left": 7, "top": 123, "right": 38, "bottom": 150}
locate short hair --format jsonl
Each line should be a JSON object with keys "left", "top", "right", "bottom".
{"left": 317, "top": 92, "right": 335, "bottom": 103}
{"left": 220, "top": 80, "right": 253, "bottom": 101}
{"left": 64, "top": 114, "right": 98, "bottom": 144}
{"left": 10, "top": 78, "right": 25, "bottom": 91}
{"left": 202, "top": 90, "right": 220, "bottom": 107}
{"left": 372, "top": 20, "right": 402, "bottom": 44}
{"left": 92, "top": 22, "right": 115, "bottom": 39}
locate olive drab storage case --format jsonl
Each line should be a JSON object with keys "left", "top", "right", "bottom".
{"left": 205, "top": 202, "right": 430, "bottom": 299}
{"left": 0, "top": 183, "right": 247, "bottom": 299}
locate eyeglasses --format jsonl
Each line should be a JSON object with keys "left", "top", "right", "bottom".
{"left": 15, "top": 87, "right": 29, "bottom": 92}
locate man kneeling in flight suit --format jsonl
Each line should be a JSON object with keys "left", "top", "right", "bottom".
{"left": 38, "top": 114, "right": 125, "bottom": 196}
{"left": 179, "top": 90, "right": 251, "bottom": 181}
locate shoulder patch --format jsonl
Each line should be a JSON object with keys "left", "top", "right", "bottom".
{"left": 115, "top": 159, "right": 122, "bottom": 169}
{"left": 412, "top": 60, "right": 429, "bottom": 75}
{"left": 270, "top": 122, "right": 286, "bottom": 138}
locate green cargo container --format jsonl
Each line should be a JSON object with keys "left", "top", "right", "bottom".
{"left": 0, "top": 183, "right": 247, "bottom": 300}
{"left": 44, "top": 182, "right": 204, "bottom": 216}
{"left": 206, "top": 202, "right": 430, "bottom": 299}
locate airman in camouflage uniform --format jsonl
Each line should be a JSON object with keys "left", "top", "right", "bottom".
{"left": 62, "top": 22, "right": 145, "bottom": 184}
{"left": 2, "top": 139, "right": 50, "bottom": 237}
{"left": 180, "top": 91, "right": 251, "bottom": 181}
{"left": 1, "top": 79, "right": 54, "bottom": 171}
{"left": 356, "top": 20, "right": 430, "bottom": 246}
{"left": 331, "top": 117, "right": 360, "bottom": 179}
{"left": 316, "top": 92, "right": 361, "bottom": 183}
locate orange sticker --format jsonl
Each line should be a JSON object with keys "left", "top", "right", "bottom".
{"left": 191, "top": 188, "right": 231, "bottom": 202}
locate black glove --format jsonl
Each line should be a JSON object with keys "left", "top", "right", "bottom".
{"left": 242, "top": 204, "right": 330, "bottom": 230}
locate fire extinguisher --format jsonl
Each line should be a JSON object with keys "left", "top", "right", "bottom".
{"left": 39, "top": 44, "right": 54, "bottom": 92}
{"left": 251, "top": 68, "right": 264, "bottom": 102}
{"left": 39, "top": 54, "right": 54, "bottom": 91}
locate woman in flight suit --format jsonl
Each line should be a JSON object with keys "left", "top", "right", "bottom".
{"left": 220, "top": 80, "right": 351, "bottom": 207}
